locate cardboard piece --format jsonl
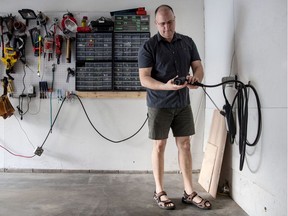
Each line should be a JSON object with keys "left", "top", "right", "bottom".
{"left": 198, "top": 110, "right": 227, "bottom": 198}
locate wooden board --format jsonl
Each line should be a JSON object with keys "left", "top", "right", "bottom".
{"left": 198, "top": 143, "right": 217, "bottom": 191}
{"left": 198, "top": 109, "right": 227, "bottom": 198}
{"left": 76, "top": 91, "right": 146, "bottom": 98}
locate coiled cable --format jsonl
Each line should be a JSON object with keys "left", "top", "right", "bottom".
{"left": 193, "top": 80, "right": 262, "bottom": 171}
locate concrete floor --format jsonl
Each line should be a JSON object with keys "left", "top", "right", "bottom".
{"left": 0, "top": 171, "right": 248, "bottom": 216}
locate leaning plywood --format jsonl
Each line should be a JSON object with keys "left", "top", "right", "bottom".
{"left": 198, "top": 109, "right": 227, "bottom": 198}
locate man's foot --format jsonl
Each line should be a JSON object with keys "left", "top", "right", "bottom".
{"left": 182, "top": 191, "right": 211, "bottom": 210}
{"left": 153, "top": 191, "right": 175, "bottom": 210}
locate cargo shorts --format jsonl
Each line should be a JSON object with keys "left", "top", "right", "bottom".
{"left": 147, "top": 105, "right": 195, "bottom": 140}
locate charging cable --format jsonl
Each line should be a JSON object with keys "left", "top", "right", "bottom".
{"left": 35, "top": 93, "right": 148, "bottom": 156}
{"left": 192, "top": 79, "right": 262, "bottom": 171}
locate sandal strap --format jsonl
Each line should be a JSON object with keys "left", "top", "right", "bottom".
{"left": 154, "top": 191, "right": 175, "bottom": 210}
{"left": 184, "top": 191, "right": 198, "bottom": 201}
{"left": 154, "top": 191, "right": 167, "bottom": 200}
{"left": 183, "top": 191, "right": 211, "bottom": 209}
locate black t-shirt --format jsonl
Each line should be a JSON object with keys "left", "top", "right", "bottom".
{"left": 138, "top": 32, "right": 201, "bottom": 108}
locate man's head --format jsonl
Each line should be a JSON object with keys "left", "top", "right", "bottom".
{"left": 154, "top": 5, "right": 176, "bottom": 42}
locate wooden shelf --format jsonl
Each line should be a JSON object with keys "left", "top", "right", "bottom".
{"left": 76, "top": 91, "right": 146, "bottom": 98}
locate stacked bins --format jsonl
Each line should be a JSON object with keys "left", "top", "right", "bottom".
{"left": 76, "top": 32, "right": 113, "bottom": 91}
{"left": 114, "top": 32, "right": 150, "bottom": 90}
{"left": 113, "top": 15, "right": 150, "bottom": 91}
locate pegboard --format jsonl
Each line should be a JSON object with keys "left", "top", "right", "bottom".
{"left": 0, "top": 11, "right": 112, "bottom": 99}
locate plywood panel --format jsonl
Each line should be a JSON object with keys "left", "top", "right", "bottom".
{"left": 198, "top": 109, "right": 227, "bottom": 198}
{"left": 198, "top": 143, "right": 217, "bottom": 191}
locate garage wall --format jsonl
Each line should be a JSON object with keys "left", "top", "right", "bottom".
{"left": 204, "top": 0, "right": 287, "bottom": 215}
{"left": 0, "top": 0, "right": 206, "bottom": 171}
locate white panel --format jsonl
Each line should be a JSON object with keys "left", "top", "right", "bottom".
{"left": 204, "top": 0, "right": 287, "bottom": 215}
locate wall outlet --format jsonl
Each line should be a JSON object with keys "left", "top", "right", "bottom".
{"left": 222, "top": 75, "right": 237, "bottom": 89}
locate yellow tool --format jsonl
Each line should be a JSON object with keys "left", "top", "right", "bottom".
{"left": 1, "top": 47, "right": 18, "bottom": 93}
{"left": 1, "top": 47, "right": 18, "bottom": 75}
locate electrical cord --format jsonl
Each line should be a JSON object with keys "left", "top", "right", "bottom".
{"left": 2, "top": 92, "right": 148, "bottom": 158}
{"left": 0, "top": 145, "right": 35, "bottom": 158}
{"left": 17, "top": 64, "right": 28, "bottom": 120}
{"left": 39, "top": 93, "right": 148, "bottom": 150}
{"left": 3, "top": 78, "right": 261, "bottom": 169}
{"left": 193, "top": 79, "right": 262, "bottom": 171}
{"left": 0, "top": 115, "right": 36, "bottom": 159}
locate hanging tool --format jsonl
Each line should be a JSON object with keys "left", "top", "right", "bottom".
{"left": 61, "top": 12, "right": 77, "bottom": 34}
{"left": 13, "top": 34, "right": 27, "bottom": 64}
{"left": 61, "top": 12, "right": 77, "bottom": 63}
{"left": 50, "top": 64, "right": 56, "bottom": 92}
{"left": 37, "top": 35, "right": 42, "bottom": 76}
{"left": 29, "top": 27, "right": 42, "bottom": 56}
{"left": 44, "top": 35, "right": 53, "bottom": 61}
{"left": 66, "top": 67, "right": 75, "bottom": 83}
{"left": 29, "top": 27, "right": 42, "bottom": 76}
{"left": 0, "top": 77, "right": 15, "bottom": 119}
{"left": 49, "top": 17, "right": 63, "bottom": 34}
{"left": 65, "top": 36, "right": 75, "bottom": 63}
{"left": 39, "top": 81, "right": 48, "bottom": 99}
{"left": 37, "top": 11, "right": 52, "bottom": 62}
{"left": 37, "top": 11, "right": 49, "bottom": 35}
{"left": 0, "top": 16, "right": 4, "bottom": 58}
{"left": 3, "top": 14, "right": 15, "bottom": 36}
{"left": 55, "top": 34, "right": 63, "bottom": 64}
{"left": 18, "top": 9, "right": 37, "bottom": 26}
{"left": 13, "top": 20, "right": 26, "bottom": 33}
{"left": 1, "top": 47, "right": 18, "bottom": 84}
{"left": 49, "top": 18, "right": 64, "bottom": 63}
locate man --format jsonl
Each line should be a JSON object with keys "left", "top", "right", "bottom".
{"left": 138, "top": 5, "right": 211, "bottom": 210}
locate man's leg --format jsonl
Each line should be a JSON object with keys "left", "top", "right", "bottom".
{"left": 176, "top": 136, "right": 210, "bottom": 206}
{"left": 175, "top": 136, "right": 194, "bottom": 194}
{"left": 152, "top": 139, "right": 167, "bottom": 193}
{"left": 152, "top": 139, "right": 174, "bottom": 208}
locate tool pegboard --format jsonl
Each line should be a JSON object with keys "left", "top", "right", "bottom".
{"left": 0, "top": 10, "right": 112, "bottom": 99}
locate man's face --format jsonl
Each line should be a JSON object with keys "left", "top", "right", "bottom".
{"left": 155, "top": 9, "right": 176, "bottom": 42}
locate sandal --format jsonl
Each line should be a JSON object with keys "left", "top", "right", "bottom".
{"left": 182, "top": 191, "right": 212, "bottom": 210}
{"left": 153, "top": 191, "right": 175, "bottom": 210}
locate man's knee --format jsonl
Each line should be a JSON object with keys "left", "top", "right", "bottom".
{"left": 153, "top": 140, "right": 167, "bottom": 153}
{"left": 176, "top": 137, "right": 191, "bottom": 151}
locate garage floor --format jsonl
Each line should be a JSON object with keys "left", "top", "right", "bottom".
{"left": 0, "top": 171, "right": 248, "bottom": 216}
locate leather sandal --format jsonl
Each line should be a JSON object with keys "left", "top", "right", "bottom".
{"left": 182, "top": 191, "right": 212, "bottom": 210}
{"left": 153, "top": 191, "right": 175, "bottom": 210}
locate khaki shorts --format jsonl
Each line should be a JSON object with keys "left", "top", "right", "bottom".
{"left": 147, "top": 105, "right": 195, "bottom": 140}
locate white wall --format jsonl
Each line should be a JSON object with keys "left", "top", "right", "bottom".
{"left": 204, "top": 0, "right": 287, "bottom": 216}
{"left": 0, "top": 0, "right": 205, "bottom": 171}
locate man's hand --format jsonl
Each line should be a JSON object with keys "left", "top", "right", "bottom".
{"left": 186, "top": 75, "right": 200, "bottom": 89}
{"left": 164, "top": 76, "right": 188, "bottom": 90}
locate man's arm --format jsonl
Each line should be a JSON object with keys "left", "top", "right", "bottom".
{"left": 139, "top": 67, "right": 187, "bottom": 91}
{"left": 187, "top": 60, "right": 204, "bottom": 89}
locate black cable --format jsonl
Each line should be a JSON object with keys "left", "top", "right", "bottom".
{"left": 37, "top": 79, "right": 260, "bottom": 171}
{"left": 40, "top": 93, "right": 148, "bottom": 149}
{"left": 74, "top": 94, "right": 148, "bottom": 143}
{"left": 193, "top": 79, "right": 262, "bottom": 171}
{"left": 17, "top": 64, "right": 27, "bottom": 120}
{"left": 244, "top": 83, "right": 262, "bottom": 147}
{"left": 17, "top": 63, "right": 32, "bottom": 120}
